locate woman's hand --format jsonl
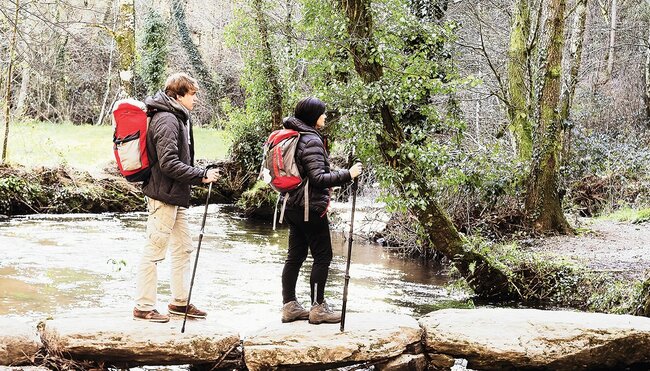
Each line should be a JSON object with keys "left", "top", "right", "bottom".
{"left": 349, "top": 162, "right": 363, "bottom": 179}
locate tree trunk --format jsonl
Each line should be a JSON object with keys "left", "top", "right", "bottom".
{"left": 172, "top": 0, "right": 220, "bottom": 105}
{"left": 336, "top": 0, "right": 517, "bottom": 300}
{"left": 645, "top": 18, "right": 650, "bottom": 124}
{"left": 524, "top": 0, "right": 573, "bottom": 234}
{"left": 96, "top": 0, "right": 119, "bottom": 125}
{"left": 559, "top": 0, "right": 588, "bottom": 122}
{"left": 14, "top": 62, "right": 30, "bottom": 119}
{"left": 604, "top": 0, "right": 617, "bottom": 81}
{"left": 285, "top": 0, "right": 294, "bottom": 56}
{"left": 115, "top": 0, "right": 135, "bottom": 97}
{"left": 507, "top": 0, "right": 533, "bottom": 161}
{"left": 2, "top": 0, "right": 20, "bottom": 164}
{"left": 252, "top": 0, "right": 284, "bottom": 130}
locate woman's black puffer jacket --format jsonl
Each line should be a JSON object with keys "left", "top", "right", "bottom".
{"left": 282, "top": 117, "right": 352, "bottom": 215}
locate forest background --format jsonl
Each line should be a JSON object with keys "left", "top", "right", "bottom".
{"left": 1, "top": 0, "right": 650, "bottom": 314}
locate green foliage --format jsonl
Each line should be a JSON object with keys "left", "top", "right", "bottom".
{"left": 299, "top": 0, "right": 472, "bottom": 217}
{"left": 587, "top": 279, "right": 644, "bottom": 314}
{"left": 462, "top": 236, "right": 646, "bottom": 313}
{"left": 220, "top": 100, "right": 269, "bottom": 174}
{"left": 599, "top": 207, "right": 650, "bottom": 224}
{"left": 139, "top": 9, "right": 168, "bottom": 94}
{"left": 0, "top": 175, "right": 44, "bottom": 214}
{"left": 565, "top": 129, "right": 650, "bottom": 184}
{"left": 224, "top": 0, "right": 305, "bottom": 173}
{"left": 564, "top": 129, "right": 650, "bottom": 215}
{"left": 107, "top": 258, "right": 127, "bottom": 272}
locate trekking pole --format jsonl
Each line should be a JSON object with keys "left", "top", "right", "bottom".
{"left": 340, "top": 156, "right": 359, "bottom": 332}
{"left": 181, "top": 181, "right": 212, "bottom": 333}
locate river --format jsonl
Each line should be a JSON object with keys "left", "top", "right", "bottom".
{"left": 0, "top": 203, "right": 466, "bottom": 333}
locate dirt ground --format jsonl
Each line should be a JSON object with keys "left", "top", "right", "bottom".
{"left": 524, "top": 218, "right": 650, "bottom": 280}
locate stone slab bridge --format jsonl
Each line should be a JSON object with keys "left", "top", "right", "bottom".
{"left": 2, "top": 308, "right": 650, "bottom": 370}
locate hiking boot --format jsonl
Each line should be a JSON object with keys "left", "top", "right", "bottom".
{"left": 309, "top": 301, "right": 341, "bottom": 324}
{"left": 133, "top": 308, "right": 170, "bottom": 323}
{"left": 281, "top": 301, "right": 310, "bottom": 323}
{"left": 168, "top": 303, "right": 207, "bottom": 318}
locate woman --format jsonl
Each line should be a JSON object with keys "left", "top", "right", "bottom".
{"left": 280, "top": 97, "right": 363, "bottom": 324}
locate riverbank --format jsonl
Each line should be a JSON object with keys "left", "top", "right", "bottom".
{"left": 0, "top": 162, "right": 241, "bottom": 216}
{"left": 3, "top": 308, "right": 650, "bottom": 370}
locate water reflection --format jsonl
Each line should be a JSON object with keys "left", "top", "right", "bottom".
{"left": 0, "top": 204, "right": 466, "bottom": 332}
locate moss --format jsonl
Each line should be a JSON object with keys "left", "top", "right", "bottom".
{"left": 415, "top": 298, "right": 475, "bottom": 316}
{"left": 459, "top": 236, "right": 638, "bottom": 313}
{"left": 236, "top": 180, "right": 278, "bottom": 219}
{"left": 0, "top": 164, "right": 144, "bottom": 215}
{"left": 599, "top": 207, "right": 650, "bottom": 224}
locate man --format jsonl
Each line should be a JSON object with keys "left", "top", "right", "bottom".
{"left": 133, "top": 73, "right": 219, "bottom": 323}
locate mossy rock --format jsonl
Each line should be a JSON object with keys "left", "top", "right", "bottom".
{"left": 236, "top": 181, "right": 278, "bottom": 220}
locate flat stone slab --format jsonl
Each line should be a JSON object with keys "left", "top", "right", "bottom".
{"left": 420, "top": 308, "right": 650, "bottom": 370}
{"left": 0, "top": 318, "right": 41, "bottom": 366}
{"left": 39, "top": 311, "right": 240, "bottom": 367}
{"left": 243, "top": 312, "right": 422, "bottom": 371}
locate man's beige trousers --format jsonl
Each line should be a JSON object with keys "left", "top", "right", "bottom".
{"left": 135, "top": 198, "right": 193, "bottom": 311}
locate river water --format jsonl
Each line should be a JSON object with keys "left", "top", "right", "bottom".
{"left": 0, "top": 204, "right": 464, "bottom": 333}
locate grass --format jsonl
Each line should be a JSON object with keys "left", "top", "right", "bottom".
{"left": 4, "top": 120, "right": 232, "bottom": 171}
{"left": 598, "top": 207, "right": 650, "bottom": 224}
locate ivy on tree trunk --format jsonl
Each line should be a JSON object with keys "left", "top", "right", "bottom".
{"left": 506, "top": 0, "right": 533, "bottom": 161}
{"left": 524, "top": 0, "right": 573, "bottom": 234}
{"left": 252, "top": 0, "right": 283, "bottom": 130}
{"left": 335, "top": 0, "right": 518, "bottom": 300}
{"left": 172, "top": 0, "right": 220, "bottom": 105}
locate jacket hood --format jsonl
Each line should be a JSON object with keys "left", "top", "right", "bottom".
{"left": 145, "top": 91, "right": 190, "bottom": 122}
{"left": 283, "top": 117, "right": 321, "bottom": 138}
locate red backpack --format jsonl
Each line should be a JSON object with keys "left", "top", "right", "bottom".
{"left": 260, "top": 129, "right": 310, "bottom": 228}
{"left": 111, "top": 99, "right": 151, "bottom": 182}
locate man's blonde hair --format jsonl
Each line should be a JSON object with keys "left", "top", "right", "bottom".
{"left": 164, "top": 73, "right": 199, "bottom": 99}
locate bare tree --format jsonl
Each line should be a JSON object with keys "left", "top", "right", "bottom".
{"left": 605, "top": 0, "right": 618, "bottom": 81}
{"left": 2, "top": 0, "right": 20, "bottom": 164}
{"left": 96, "top": 0, "right": 118, "bottom": 125}
{"left": 559, "top": 0, "right": 589, "bottom": 122}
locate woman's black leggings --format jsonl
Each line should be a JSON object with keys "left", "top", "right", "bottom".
{"left": 281, "top": 208, "right": 333, "bottom": 305}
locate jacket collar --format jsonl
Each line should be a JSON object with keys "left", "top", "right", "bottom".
{"left": 282, "top": 117, "right": 321, "bottom": 139}
{"left": 145, "top": 91, "right": 190, "bottom": 123}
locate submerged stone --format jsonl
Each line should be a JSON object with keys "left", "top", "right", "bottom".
{"left": 39, "top": 311, "right": 240, "bottom": 367}
{"left": 420, "top": 308, "right": 650, "bottom": 370}
{"left": 0, "top": 318, "right": 41, "bottom": 366}
{"left": 376, "top": 353, "right": 428, "bottom": 371}
{"left": 243, "top": 312, "right": 422, "bottom": 371}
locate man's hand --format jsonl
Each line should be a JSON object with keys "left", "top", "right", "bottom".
{"left": 349, "top": 162, "right": 363, "bottom": 179}
{"left": 202, "top": 168, "right": 220, "bottom": 183}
